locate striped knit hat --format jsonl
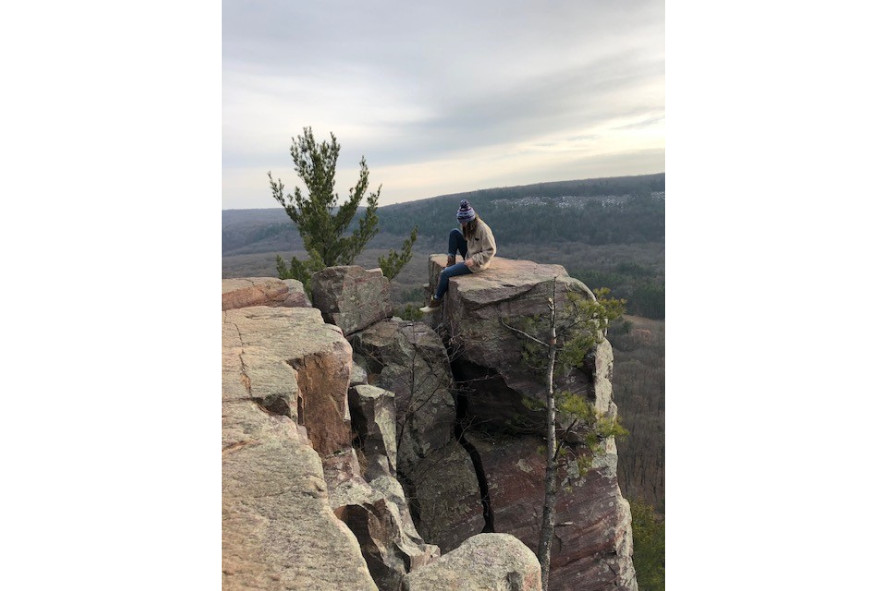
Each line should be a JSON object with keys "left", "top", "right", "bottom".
{"left": 456, "top": 199, "right": 476, "bottom": 224}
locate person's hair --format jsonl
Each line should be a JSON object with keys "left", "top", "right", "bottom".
{"left": 462, "top": 216, "right": 481, "bottom": 240}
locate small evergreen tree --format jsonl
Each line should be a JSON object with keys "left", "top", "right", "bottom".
{"left": 502, "top": 282, "right": 627, "bottom": 590}
{"left": 378, "top": 226, "right": 418, "bottom": 281}
{"left": 268, "top": 127, "right": 416, "bottom": 290}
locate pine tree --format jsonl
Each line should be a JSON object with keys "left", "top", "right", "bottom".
{"left": 268, "top": 127, "right": 416, "bottom": 290}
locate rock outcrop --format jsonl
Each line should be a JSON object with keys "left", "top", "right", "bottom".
{"left": 224, "top": 305, "right": 353, "bottom": 456}
{"left": 312, "top": 266, "right": 392, "bottom": 335}
{"left": 425, "top": 255, "right": 616, "bottom": 433}
{"left": 402, "top": 533, "right": 542, "bottom": 591}
{"left": 349, "top": 385, "right": 399, "bottom": 478}
{"left": 329, "top": 385, "right": 441, "bottom": 588}
{"left": 322, "top": 447, "right": 439, "bottom": 591}
{"left": 419, "top": 255, "right": 638, "bottom": 591}
{"left": 222, "top": 304, "right": 377, "bottom": 590}
{"left": 221, "top": 256, "right": 637, "bottom": 591}
{"left": 348, "top": 318, "right": 456, "bottom": 478}
{"left": 222, "top": 278, "right": 437, "bottom": 591}
{"left": 406, "top": 438, "right": 487, "bottom": 552}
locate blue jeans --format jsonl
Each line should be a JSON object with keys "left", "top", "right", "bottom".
{"left": 435, "top": 229, "right": 472, "bottom": 299}
{"left": 449, "top": 228, "right": 468, "bottom": 260}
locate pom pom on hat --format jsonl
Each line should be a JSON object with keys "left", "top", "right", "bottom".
{"left": 456, "top": 199, "right": 476, "bottom": 223}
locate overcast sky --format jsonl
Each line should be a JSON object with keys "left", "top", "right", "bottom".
{"left": 223, "top": 0, "right": 664, "bottom": 209}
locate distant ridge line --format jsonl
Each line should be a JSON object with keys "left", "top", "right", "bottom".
{"left": 222, "top": 172, "right": 665, "bottom": 213}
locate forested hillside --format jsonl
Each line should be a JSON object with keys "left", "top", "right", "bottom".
{"left": 377, "top": 173, "right": 664, "bottom": 244}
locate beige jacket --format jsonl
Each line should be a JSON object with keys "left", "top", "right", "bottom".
{"left": 466, "top": 218, "right": 497, "bottom": 272}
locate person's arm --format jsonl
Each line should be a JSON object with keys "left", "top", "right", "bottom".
{"left": 469, "top": 223, "right": 496, "bottom": 267}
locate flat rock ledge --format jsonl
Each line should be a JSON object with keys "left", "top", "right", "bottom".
{"left": 222, "top": 277, "right": 310, "bottom": 310}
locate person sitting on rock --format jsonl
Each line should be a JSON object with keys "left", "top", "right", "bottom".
{"left": 421, "top": 199, "right": 497, "bottom": 312}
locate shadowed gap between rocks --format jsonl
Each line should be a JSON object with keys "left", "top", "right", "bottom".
{"left": 449, "top": 353, "right": 502, "bottom": 535}
{"left": 251, "top": 396, "right": 291, "bottom": 418}
{"left": 399, "top": 470, "right": 422, "bottom": 533}
{"left": 453, "top": 398, "right": 494, "bottom": 534}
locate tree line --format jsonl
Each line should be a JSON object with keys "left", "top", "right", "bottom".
{"left": 376, "top": 184, "right": 665, "bottom": 246}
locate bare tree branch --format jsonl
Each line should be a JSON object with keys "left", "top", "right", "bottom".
{"left": 499, "top": 318, "right": 548, "bottom": 346}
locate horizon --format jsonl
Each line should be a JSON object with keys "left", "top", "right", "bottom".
{"left": 221, "top": 170, "right": 666, "bottom": 212}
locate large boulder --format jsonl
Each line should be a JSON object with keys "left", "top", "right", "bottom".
{"left": 402, "top": 533, "right": 542, "bottom": 591}
{"left": 312, "top": 266, "right": 392, "bottom": 335}
{"left": 407, "top": 439, "right": 487, "bottom": 553}
{"left": 222, "top": 307, "right": 377, "bottom": 591}
{"left": 224, "top": 306, "right": 353, "bottom": 456}
{"left": 349, "top": 319, "right": 456, "bottom": 478}
{"left": 349, "top": 385, "right": 399, "bottom": 478}
{"left": 426, "top": 255, "right": 613, "bottom": 436}
{"left": 222, "top": 277, "right": 309, "bottom": 310}
{"left": 323, "top": 448, "right": 440, "bottom": 591}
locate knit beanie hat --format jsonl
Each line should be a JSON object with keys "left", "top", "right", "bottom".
{"left": 456, "top": 199, "right": 476, "bottom": 224}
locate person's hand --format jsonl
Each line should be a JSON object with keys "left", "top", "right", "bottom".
{"left": 465, "top": 258, "right": 474, "bottom": 268}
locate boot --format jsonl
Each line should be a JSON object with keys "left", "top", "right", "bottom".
{"left": 446, "top": 255, "right": 456, "bottom": 267}
{"left": 419, "top": 297, "right": 442, "bottom": 313}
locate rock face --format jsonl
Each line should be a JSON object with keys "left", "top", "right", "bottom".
{"left": 222, "top": 261, "right": 636, "bottom": 591}
{"left": 333, "top": 384, "right": 442, "bottom": 589}
{"left": 322, "top": 447, "right": 440, "bottom": 591}
{"left": 312, "top": 266, "right": 392, "bottom": 335}
{"left": 402, "top": 533, "right": 542, "bottom": 591}
{"left": 223, "top": 291, "right": 438, "bottom": 591}
{"left": 421, "top": 255, "right": 638, "bottom": 591}
{"left": 349, "top": 319, "right": 456, "bottom": 478}
{"left": 427, "top": 255, "right": 615, "bottom": 434}
{"left": 349, "top": 385, "right": 399, "bottom": 478}
{"left": 222, "top": 306, "right": 377, "bottom": 591}
{"left": 407, "top": 438, "right": 487, "bottom": 553}
{"left": 222, "top": 277, "right": 310, "bottom": 310}
{"left": 225, "top": 305, "right": 353, "bottom": 456}
{"left": 347, "top": 318, "right": 486, "bottom": 554}
{"left": 467, "top": 434, "right": 636, "bottom": 591}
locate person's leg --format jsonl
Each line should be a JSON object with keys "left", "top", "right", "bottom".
{"left": 448, "top": 228, "right": 468, "bottom": 260}
{"left": 435, "top": 262, "right": 471, "bottom": 300}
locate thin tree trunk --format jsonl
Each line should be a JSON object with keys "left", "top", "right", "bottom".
{"left": 537, "top": 289, "right": 558, "bottom": 590}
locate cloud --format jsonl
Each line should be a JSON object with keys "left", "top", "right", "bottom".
{"left": 222, "top": 0, "right": 664, "bottom": 208}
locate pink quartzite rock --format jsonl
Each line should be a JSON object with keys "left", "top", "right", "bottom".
{"left": 348, "top": 319, "right": 455, "bottom": 478}
{"left": 349, "top": 385, "right": 399, "bottom": 478}
{"left": 222, "top": 277, "right": 309, "bottom": 310}
{"left": 417, "top": 255, "right": 637, "bottom": 591}
{"left": 465, "top": 434, "right": 637, "bottom": 591}
{"left": 312, "top": 266, "right": 393, "bottom": 335}
{"left": 223, "top": 305, "right": 353, "bottom": 457}
{"left": 425, "top": 255, "right": 612, "bottom": 436}
{"left": 222, "top": 305, "right": 378, "bottom": 591}
{"left": 402, "top": 533, "right": 542, "bottom": 591}
{"left": 323, "top": 448, "right": 440, "bottom": 591}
